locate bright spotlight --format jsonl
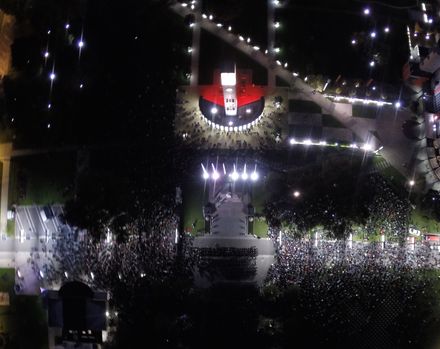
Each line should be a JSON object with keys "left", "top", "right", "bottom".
{"left": 228, "top": 121, "right": 233, "bottom": 126}
{"left": 351, "top": 39, "right": 357, "bottom": 45}
{"left": 369, "top": 60, "right": 375, "bottom": 67}
{"left": 274, "top": 22, "right": 280, "bottom": 28}
{"left": 362, "top": 143, "right": 372, "bottom": 151}
{"left": 202, "top": 172, "right": 209, "bottom": 180}
{"left": 212, "top": 171, "right": 220, "bottom": 180}
{"left": 289, "top": 138, "right": 296, "bottom": 145}
{"left": 251, "top": 171, "right": 259, "bottom": 181}
{"left": 304, "top": 139, "right": 312, "bottom": 145}
{"left": 384, "top": 26, "right": 390, "bottom": 33}
{"left": 409, "top": 180, "right": 415, "bottom": 186}
{"left": 363, "top": 8, "right": 370, "bottom": 15}
{"left": 78, "top": 40, "right": 84, "bottom": 48}
{"left": 230, "top": 170, "right": 239, "bottom": 181}
{"left": 293, "top": 191, "right": 301, "bottom": 198}
{"left": 370, "top": 31, "right": 376, "bottom": 38}
{"left": 44, "top": 51, "right": 49, "bottom": 58}
{"left": 49, "top": 72, "right": 56, "bottom": 80}
{"left": 394, "top": 101, "right": 401, "bottom": 109}
{"left": 246, "top": 108, "right": 252, "bottom": 114}
{"left": 211, "top": 107, "right": 218, "bottom": 114}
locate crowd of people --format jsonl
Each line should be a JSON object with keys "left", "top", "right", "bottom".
{"left": 266, "top": 227, "right": 440, "bottom": 345}
{"left": 31, "top": 202, "right": 186, "bottom": 296}
{"left": 175, "top": 91, "right": 285, "bottom": 150}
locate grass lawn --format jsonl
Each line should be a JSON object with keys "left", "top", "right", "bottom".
{"left": 410, "top": 209, "right": 440, "bottom": 234}
{"left": 6, "top": 220, "right": 14, "bottom": 238}
{"left": 352, "top": 104, "right": 381, "bottom": 119}
{"left": 9, "top": 152, "right": 77, "bottom": 206}
{"left": 253, "top": 219, "right": 269, "bottom": 238}
{"left": 183, "top": 179, "right": 207, "bottom": 235}
{"left": 0, "top": 269, "right": 14, "bottom": 293}
{"left": 321, "top": 114, "right": 345, "bottom": 128}
{"left": 288, "top": 99, "right": 322, "bottom": 114}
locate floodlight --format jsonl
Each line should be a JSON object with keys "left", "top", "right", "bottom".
{"left": 230, "top": 170, "right": 239, "bottom": 181}
{"left": 212, "top": 171, "right": 220, "bottom": 180}
{"left": 211, "top": 107, "right": 218, "bottom": 114}
{"left": 362, "top": 143, "right": 372, "bottom": 151}
{"left": 251, "top": 171, "right": 259, "bottom": 181}
{"left": 221, "top": 72, "right": 236, "bottom": 86}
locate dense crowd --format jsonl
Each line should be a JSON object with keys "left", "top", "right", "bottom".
{"left": 31, "top": 203, "right": 186, "bottom": 296}
{"left": 266, "top": 227, "right": 440, "bottom": 345}
{"left": 175, "top": 93, "right": 285, "bottom": 150}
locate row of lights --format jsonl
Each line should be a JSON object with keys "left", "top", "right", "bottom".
{"left": 201, "top": 164, "right": 259, "bottom": 181}
{"left": 183, "top": 3, "right": 293, "bottom": 73}
{"left": 201, "top": 110, "right": 264, "bottom": 132}
{"left": 323, "top": 94, "right": 397, "bottom": 107}
{"left": 289, "top": 138, "right": 375, "bottom": 152}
